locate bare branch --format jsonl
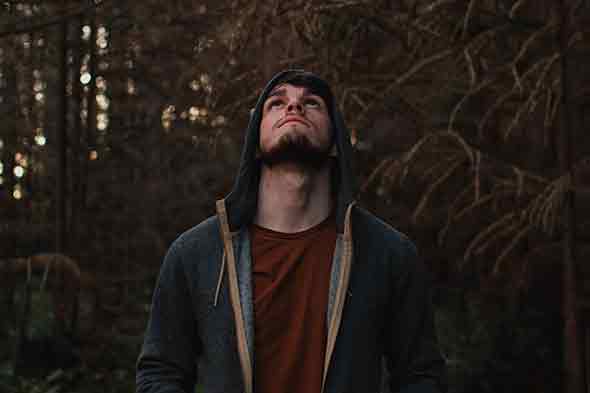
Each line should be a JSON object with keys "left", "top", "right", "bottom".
{"left": 492, "top": 224, "right": 532, "bottom": 275}
{"left": 475, "top": 219, "right": 521, "bottom": 256}
{"left": 395, "top": 48, "right": 454, "bottom": 86}
{"left": 438, "top": 180, "right": 476, "bottom": 244}
{"left": 311, "top": 0, "right": 364, "bottom": 12}
{"left": 513, "top": 22, "right": 556, "bottom": 65}
{"left": 504, "top": 53, "right": 560, "bottom": 140}
{"left": 509, "top": 0, "right": 529, "bottom": 19}
{"left": 418, "top": 0, "right": 461, "bottom": 15}
{"left": 412, "top": 158, "right": 465, "bottom": 223}
{"left": 463, "top": 212, "right": 517, "bottom": 265}
{"left": 514, "top": 167, "right": 525, "bottom": 198}
{"left": 360, "top": 157, "right": 395, "bottom": 193}
{"left": 478, "top": 57, "right": 550, "bottom": 137}
{"left": 419, "top": 154, "right": 460, "bottom": 182}
{"left": 453, "top": 192, "right": 505, "bottom": 223}
{"left": 474, "top": 151, "right": 481, "bottom": 200}
{"left": 448, "top": 78, "right": 494, "bottom": 134}
{"left": 462, "top": 0, "right": 478, "bottom": 40}
{"left": 524, "top": 174, "right": 569, "bottom": 235}
{"left": 464, "top": 48, "right": 476, "bottom": 88}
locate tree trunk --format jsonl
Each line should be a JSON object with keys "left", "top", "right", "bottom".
{"left": 558, "top": 1, "right": 582, "bottom": 392}
{"left": 56, "top": 11, "right": 68, "bottom": 255}
{"left": 82, "top": 11, "right": 98, "bottom": 207}
{"left": 70, "top": 15, "right": 83, "bottom": 252}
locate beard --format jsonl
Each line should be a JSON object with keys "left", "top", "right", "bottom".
{"left": 259, "top": 132, "right": 332, "bottom": 169}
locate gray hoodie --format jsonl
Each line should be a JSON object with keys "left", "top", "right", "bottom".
{"left": 136, "top": 70, "right": 446, "bottom": 393}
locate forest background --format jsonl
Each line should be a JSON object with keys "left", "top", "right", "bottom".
{"left": 1, "top": 0, "right": 590, "bottom": 392}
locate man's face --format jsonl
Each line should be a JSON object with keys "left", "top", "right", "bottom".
{"left": 259, "top": 83, "right": 332, "bottom": 167}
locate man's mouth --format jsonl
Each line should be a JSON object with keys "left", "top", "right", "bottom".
{"left": 278, "top": 117, "right": 310, "bottom": 128}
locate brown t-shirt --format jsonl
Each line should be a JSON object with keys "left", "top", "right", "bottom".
{"left": 250, "top": 215, "right": 337, "bottom": 393}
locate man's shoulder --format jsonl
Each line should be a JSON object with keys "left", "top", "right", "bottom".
{"left": 168, "top": 215, "right": 222, "bottom": 256}
{"left": 352, "top": 206, "right": 421, "bottom": 276}
{"left": 352, "top": 205, "right": 414, "bottom": 248}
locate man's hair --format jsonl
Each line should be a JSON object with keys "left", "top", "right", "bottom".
{"left": 271, "top": 72, "right": 334, "bottom": 116}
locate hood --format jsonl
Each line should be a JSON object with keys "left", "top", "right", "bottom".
{"left": 222, "top": 69, "right": 356, "bottom": 233}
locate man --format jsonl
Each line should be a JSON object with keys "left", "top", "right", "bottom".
{"left": 136, "top": 70, "right": 446, "bottom": 393}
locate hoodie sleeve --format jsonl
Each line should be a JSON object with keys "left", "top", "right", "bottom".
{"left": 385, "top": 239, "right": 447, "bottom": 393}
{"left": 136, "top": 239, "right": 198, "bottom": 393}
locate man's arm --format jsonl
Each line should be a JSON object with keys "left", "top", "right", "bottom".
{"left": 136, "top": 239, "right": 199, "bottom": 393}
{"left": 385, "top": 239, "right": 447, "bottom": 393}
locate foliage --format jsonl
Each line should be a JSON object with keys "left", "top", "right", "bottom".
{"left": 436, "top": 286, "right": 561, "bottom": 392}
{"left": 0, "top": 363, "right": 136, "bottom": 393}
{"left": 365, "top": 0, "right": 590, "bottom": 280}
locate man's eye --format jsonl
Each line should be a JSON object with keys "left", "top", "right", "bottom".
{"left": 267, "top": 99, "right": 284, "bottom": 109}
{"left": 304, "top": 99, "right": 321, "bottom": 108}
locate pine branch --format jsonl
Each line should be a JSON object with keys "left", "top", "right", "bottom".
{"left": 463, "top": 212, "right": 517, "bottom": 265}
{"left": 474, "top": 219, "right": 521, "bottom": 256}
{"left": 412, "top": 157, "right": 465, "bottom": 223}
{"left": 504, "top": 53, "right": 560, "bottom": 140}
{"left": 492, "top": 224, "right": 531, "bottom": 275}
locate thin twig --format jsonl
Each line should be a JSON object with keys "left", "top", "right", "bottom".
{"left": 412, "top": 158, "right": 464, "bottom": 223}
{"left": 463, "top": 212, "right": 517, "bottom": 265}
{"left": 462, "top": 0, "right": 478, "bottom": 40}
{"left": 492, "top": 224, "right": 531, "bottom": 275}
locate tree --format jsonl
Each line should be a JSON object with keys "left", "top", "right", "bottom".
{"left": 364, "top": 2, "right": 590, "bottom": 392}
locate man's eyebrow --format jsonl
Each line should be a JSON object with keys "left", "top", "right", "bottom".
{"left": 266, "top": 88, "right": 287, "bottom": 100}
{"left": 265, "top": 86, "right": 319, "bottom": 101}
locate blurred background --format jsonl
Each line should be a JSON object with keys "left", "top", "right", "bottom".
{"left": 1, "top": 0, "right": 590, "bottom": 392}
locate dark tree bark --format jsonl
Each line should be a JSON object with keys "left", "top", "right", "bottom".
{"left": 56, "top": 11, "right": 68, "bottom": 255}
{"left": 78, "top": 11, "right": 97, "bottom": 211}
{"left": 558, "top": 1, "right": 582, "bottom": 393}
{"left": 85, "top": 13, "right": 98, "bottom": 155}
{"left": 69, "top": 15, "right": 83, "bottom": 251}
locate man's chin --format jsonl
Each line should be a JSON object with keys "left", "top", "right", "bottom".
{"left": 259, "top": 144, "right": 331, "bottom": 169}
{"left": 260, "top": 133, "right": 332, "bottom": 169}
{"left": 260, "top": 151, "right": 330, "bottom": 169}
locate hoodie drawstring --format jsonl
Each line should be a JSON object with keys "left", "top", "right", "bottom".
{"left": 214, "top": 251, "right": 226, "bottom": 307}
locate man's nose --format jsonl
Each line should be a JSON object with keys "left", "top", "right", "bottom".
{"left": 286, "top": 100, "right": 304, "bottom": 114}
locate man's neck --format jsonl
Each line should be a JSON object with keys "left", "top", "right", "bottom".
{"left": 255, "top": 162, "right": 333, "bottom": 233}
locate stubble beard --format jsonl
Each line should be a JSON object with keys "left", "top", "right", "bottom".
{"left": 259, "top": 131, "right": 332, "bottom": 170}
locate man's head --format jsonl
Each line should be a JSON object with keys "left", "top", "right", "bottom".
{"left": 258, "top": 73, "right": 335, "bottom": 168}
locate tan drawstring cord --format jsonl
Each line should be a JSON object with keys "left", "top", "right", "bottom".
{"left": 213, "top": 252, "right": 226, "bottom": 307}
